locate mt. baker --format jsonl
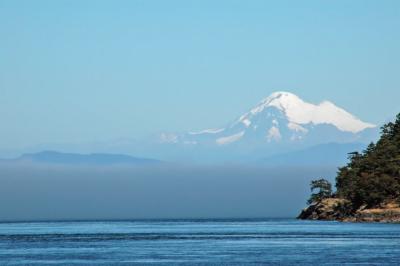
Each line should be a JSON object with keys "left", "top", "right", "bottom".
{"left": 22, "top": 92, "right": 378, "bottom": 164}
{"left": 161, "top": 92, "right": 375, "bottom": 148}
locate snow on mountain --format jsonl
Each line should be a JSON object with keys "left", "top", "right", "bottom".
{"left": 160, "top": 91, "right": 377, "bottom": 151}
{"left": 216, "top": 131, "right": 245, "bottom": 145}
{"left": 237, "top": 91, "right": 375, "bottom": 133}
{"left": 189, "top": 128, "right": 225, "bottom": 135}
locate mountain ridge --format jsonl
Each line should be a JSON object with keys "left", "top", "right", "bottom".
{"left": 3, "top": 151, "right": 162, "bottom": 165}
{"left": 157, "top": 92, "right": 377, "bottom": 162}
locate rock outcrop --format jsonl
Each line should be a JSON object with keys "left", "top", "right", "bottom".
{"left": 298, "top": 198, "right": 400, "bottom": 223}
{"left": 348, "top": 201, "right": 400, "bottom": 223}
{"left": 297, "top": 198, "right": 350, "bottom": 220}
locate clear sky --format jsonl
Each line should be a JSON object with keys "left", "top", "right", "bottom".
{"left": 1, "top": 0, "right": 399, "bottom": 151}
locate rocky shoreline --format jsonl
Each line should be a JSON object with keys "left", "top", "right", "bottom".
{"left": 298, "top": 198, "right": 400, "bottom": 223}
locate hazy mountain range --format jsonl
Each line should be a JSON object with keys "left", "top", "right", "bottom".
{"left": 1, "top": 151, "right": 161, "bottom": 166}
{"left": 2, "top": 92, "right": 380, "bottom": 166}
{"left": 153, "top": 91, "right": 379, "bottom": 163}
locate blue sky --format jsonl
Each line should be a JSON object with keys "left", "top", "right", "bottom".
{"left": 1, "top": 0, "right": 399, "bottom": 151}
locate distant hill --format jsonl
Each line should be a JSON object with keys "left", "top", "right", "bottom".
{"left": 6, "top": 151, "right": 161, "bottom": 165}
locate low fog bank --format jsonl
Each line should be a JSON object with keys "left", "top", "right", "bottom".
{"left": 0, "top": 163, "right": 337, "bottom": 221}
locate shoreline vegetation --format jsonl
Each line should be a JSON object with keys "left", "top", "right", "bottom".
{"left": 298, "top": 114, "right": 400, "bottom": 223}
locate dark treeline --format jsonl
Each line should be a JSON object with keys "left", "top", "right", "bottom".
{"left": 333, "top": 113, "right": 400, "bottom": 209}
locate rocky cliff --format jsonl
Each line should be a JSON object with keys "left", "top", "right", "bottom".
{"left": 298, "top": 198, "right": 400, "bottom": 223}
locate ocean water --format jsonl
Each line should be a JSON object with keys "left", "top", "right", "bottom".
{"left": 0, "top": 219, "right": 399, "bottom": 265}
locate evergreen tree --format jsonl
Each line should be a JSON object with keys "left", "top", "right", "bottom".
{"left": 335, "top": 113, "right": 400, "bottom": 208}
{"left": 307, "top": 178, "right": 332, "bottom": 204}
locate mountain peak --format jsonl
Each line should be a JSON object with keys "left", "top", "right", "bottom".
{"left": 240, "top": 91, "right": 375, "bottom": 133}
{"left": 266, "top": 91, "right": 299, "bottom": 99}
{"left": 249, "top": 91, "right": 304, "bottom": 115}
{"left": 160, "top": 91, "right": 377, "bottom": 152}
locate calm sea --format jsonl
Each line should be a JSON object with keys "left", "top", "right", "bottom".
{"left": 0, "top": 219, "right": 399, "bottom": 265}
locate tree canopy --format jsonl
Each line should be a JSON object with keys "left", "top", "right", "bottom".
{"left": 335, "top": 113, "right": 400, "bottom": 208}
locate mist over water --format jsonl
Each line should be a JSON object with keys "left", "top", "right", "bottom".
{"left": 0, "top": 163, "right": 337, "bottom": 221}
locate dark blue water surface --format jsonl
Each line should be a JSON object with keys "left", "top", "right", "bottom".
{"left": 0, "top": 219, "right": 399, "bottom": 265}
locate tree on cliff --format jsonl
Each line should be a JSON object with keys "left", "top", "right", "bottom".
{"left": 307, "top": 178, "right": 333, "bottom": 205}
{"left": 335, "top": 113, "right": 400, "bottom": 208}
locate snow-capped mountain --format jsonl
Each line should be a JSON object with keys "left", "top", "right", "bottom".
{"left": 158, "top": 92, "right": 378, "bottom": 161}
{"left": 18, "top": 92, "right": 378, "bottom": 164}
